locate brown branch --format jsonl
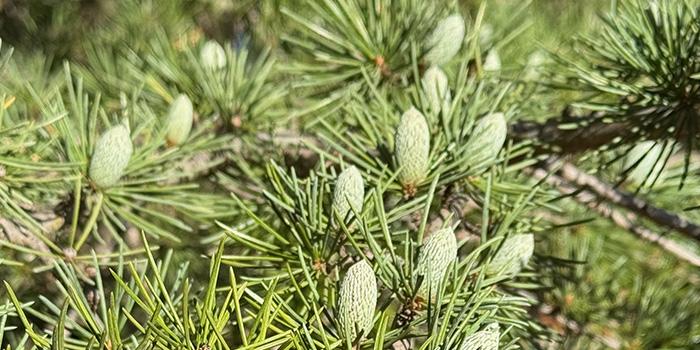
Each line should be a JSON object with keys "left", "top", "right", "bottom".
{"left": 545, "top": 159, "right": 700, "bottom": 242}
{"left": 509, "top": 107, "right": 672, "bottom": 154}
{"left": 510, "top": 113, "right": 626, "bottom": 153}
{"left": 531, "top": 167, "right": 700, "bottom": 266}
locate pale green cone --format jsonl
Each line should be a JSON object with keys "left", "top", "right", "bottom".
{"left": 422, "top": 66, "right": 451, "bottom": 114}
{"left": 483, "top": 50, "right": 501, "bottom": 72}
{"left": 466, "top": 112, "right": 507, "bottom": 167}
{"left": 460, "top": 322, "right": 500, "bottom": 350}
{"left": 395, "top": 107, "right": 430, "bottom": 189}
{"left": 486, "top": 234, "right": 534, "bottom": 276}
{"left": 479, "top": 23, "right": 494, "bottom": 47}
{"left": 524, "top": 50, "right": 546, "bottom": 80}
{"left": 89, "top": 124, "right": 133, "bottom": 188}
{"left": 338, "top": 260, "right": 377, "bottom": 341}
{"left": 424, "top": 14, "right": 465, "bottom": 66}
{"left": 200, "top": 40, "right": 226, "bottom": 69}
{"left": 416, "top": 227, "right": 457, "bottom": 300}
{"left": 332, "top": 166, "right": 365, "bottom": 224}
{"left": 165, "top": 94, "right": 194, "bottom": 146}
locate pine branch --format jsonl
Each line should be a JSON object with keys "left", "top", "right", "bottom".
{"left": 509, "top": 106, "right": 685, "bottom": 154}
{"left": 510, "top": 111, "right": 620, "bottom": 154}
{"left": 531, "top": 162, "right": 700, "bottom": 266}
{"left": 551, "top": 159, "right": 700, "bottom": 242}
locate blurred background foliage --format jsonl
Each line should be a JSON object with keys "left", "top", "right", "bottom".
{"left": 0, "top": 0, "right": 698, "bottom": 348}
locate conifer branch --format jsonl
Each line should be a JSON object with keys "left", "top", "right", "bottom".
{"left": 532, "top": 162, "right": 700, "bottom": 266}
{"left": 510, "top": 112, "right": 623, "bottom": 154}
{"left": 1, "top": 1, "right": 699, "bottom": 348}
{"left": 510, "top": 106, "right": 686, "bottom": 154}
{"left": 551, "top": 159, "right": 700, "bottom": 242}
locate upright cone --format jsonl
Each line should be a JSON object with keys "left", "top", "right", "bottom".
{"left": 424, "top": 14, "right": 466, "bottom": 66}
{"left": 395, "top": 107, "right": 430, "bottom": 192}
{"left": 483, "top": 50, "right": 501, "bottom": 72}
{"left": 89, "top": 124, "right": 133, "bottom": 188}
{"left": 486, "top": 234, "right": 534, "bottom": 276}
{"left": 416, "top": 227, "right": 457, "bottom": 300}
{"left": 460, "top": 322, "right": 500, "bottom": 350}
{"left": 332, "top": 166, "right": 365, "bottom": 224}
{"left": 466, "top": 112, "right": 507, "bottom": 167}
{"left": 165, "top": 94, "right": 194, "bottom": 146}
{"left": 200, "top": 40, "right": 226, "bottom": 69}
{"left": 422, "top": 66, "right": 451, "bottom": 114}
{"left": 338, "top": 260, "right": 377, "bottom": 342}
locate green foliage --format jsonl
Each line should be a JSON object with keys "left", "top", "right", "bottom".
{"left": 1, "top": 0, "right": 699, "bottom": 349}
{"left": 281, "top": 0, "right": 467, "bottom": 111}
{"left": 542, "top": 224, "right": 700, "bottom": 349}
{"left": 560, "top": 0, "right": 700, "bottom": 182}
{"left": 1, "top": 238, "right": 295, "bottom": 348}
